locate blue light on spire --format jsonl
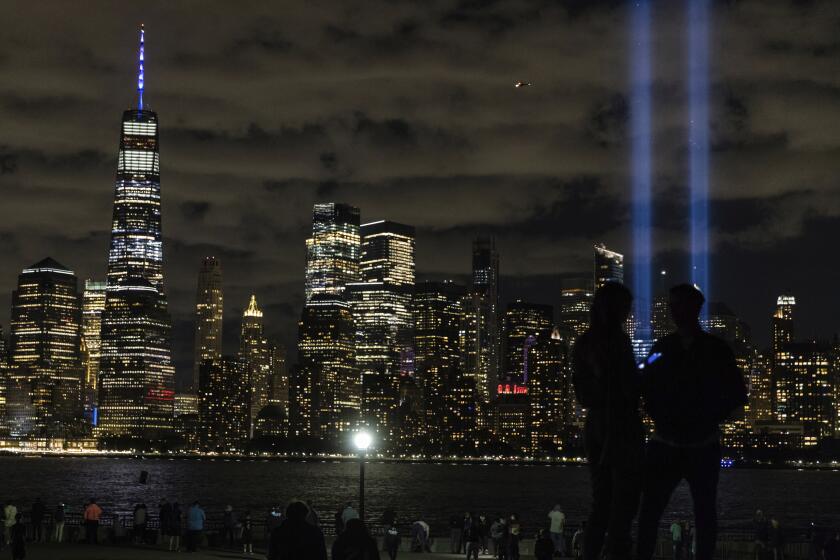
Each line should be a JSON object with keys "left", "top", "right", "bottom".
{"left": 137, "top": 24, "right": 145, "bottom": 110}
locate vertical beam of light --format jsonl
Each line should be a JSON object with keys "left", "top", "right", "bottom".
{"left": 631, "top": 0, "right": 652, "bottom": 348}
{"left": 688, "top": 0, "right": 709, "bottom": 321}
{"left": 137, "top": 24, "right": 145, "bottom": 111}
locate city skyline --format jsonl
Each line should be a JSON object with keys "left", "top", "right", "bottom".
{"left": 3, "top": 2, "right": 840, "bottom": 386}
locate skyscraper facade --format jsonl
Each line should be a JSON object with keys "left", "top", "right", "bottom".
{"left": 462, "top": 237, "right": 500, "bottom": 402}
{"left": 557, "top": 276, "right": 593, "bottom": 342}
{"left": 81, "top": 280, "right": 106, "bottom": 414}
{"left": 304, "top": 203, "right": 361, "bottom": 302}
{"left": 240, "top": 295, "right": 272, "bottom": 436}
{"left": 296, "top": 295, "right": 359, "bottom": 440}
{"left": 98, "top": 27, "right": 175, "bottom": 440}
{"left": 772, "top": 295, "right": 795, "bottom": 357}
{"left": 529, "top": 327, "right": 567, "bottom": 455}
{"left": 413, "top": 281, "right": 465, "bottom": 446}
{"left": 501, "top": 301, "right": 553, "bottom": 384}
{"left": 593, "top": 243, "right": 624, "bottom": 289}
{"left": 97, "top": 277, "right": 175, "bottom": 438}
{"left": 8, "top": 258, "right": 83, "bottom": 435}
{"left": 349, "top": 220, "right": 415, "bottom": 438}
{"left": 193, "top": 257, "right": 223, "bottom": 392}
{"left": 748, "top": 353, "right": 774, "bottom": 424}
{"left": 199, "top": 356, "right": 249, "bottom": 452}
{"left": 772, "top": 295, "right": 795, "bottom": 420}
{"left": 105, "top": 105, "right": 164, "bottom": 289}
{"left": 775, "top": 342, "right": 834, "bottom": 445}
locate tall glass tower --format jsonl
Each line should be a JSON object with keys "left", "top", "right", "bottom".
{"left": 98, "top": 25, "right": 175, "bottom": 440}
{"left": 194, "top": 257, "right": 223, "bottom": 392}
{"left": 349, "top": 220, "right": 415, "bottom": 438}
{"left": 9, "top": 258, "right": 83, "bottom": 436}
{"left": 81, "top": 279, "right": 106, "bottom": 415}
{"left": 593, "top": 243, "right": 624, "bottom": 290}
{"left": 304, "top": 203, "right": 361, "bottom": 302}
{"left": 462, "top": 236, "right": 500, "bottom": 402}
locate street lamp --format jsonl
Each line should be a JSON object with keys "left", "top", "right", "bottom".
{"left": 353, "top": 430, "right": 372, "bottom": 522}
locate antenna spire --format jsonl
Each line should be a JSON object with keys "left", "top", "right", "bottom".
{"left": 137, "top": 24, "right": 145, "bottom": 110}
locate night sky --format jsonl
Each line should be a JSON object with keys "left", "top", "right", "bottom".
{"left": 2, "top": 1, "right": 840, "bottom": 387}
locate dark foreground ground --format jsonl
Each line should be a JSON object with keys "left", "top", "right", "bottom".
{"left": 1, "top": 542, "right": 513, "bottom": 559}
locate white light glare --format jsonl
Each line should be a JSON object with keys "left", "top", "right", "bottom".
{"left": 353, "top": 431, "right": 373, "bottom": 451}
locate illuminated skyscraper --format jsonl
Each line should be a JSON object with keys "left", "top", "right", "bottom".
{"left": 360, "top": 220, "right": 415, "bottom": 286}
{"left": 98, "top": 26, "right": 175, "bottom": 440}
{"left": 193, "top": 257, "right": 223, "bottom": 392}
{"left": 651, "top": 293, "right": 674, "bottom": 341}
{"left": 502, "top": 301, "right": 553, "bottom": 385}
{"left": 775, "top": 342, "right": 833, "bottom": 445}
{"left": 240, "top": 295, "right": 271, "bottom": 436}
{"left": 413, "top": 281, "right": 465, "bottom": 445}
{"left": 0, "top": 324, "right": 7, "bottom": 364}
{"left": 97, "top": 276, "right": 175, "bottom": 438}
{"left": 199, "top": 356, "right": 249, "bottom": 452}
{"left": 9, "top": 258, "right": 83, "bottom": 435}
{"left": 269, "top": 344, "right": 289, "bottom": 412}
{"left": 461, "top": 237, "right": 500, "bottom": 402}
{"left": 304, "top": 203, "right": 361, "bottom": 302}
{"left": 529, "top": 327, "right": 568, "bottom": 455}
{"left": 0, "top": 325, "right": 7, "bottom": 433}
{"left": 593, "top": 243, "right": 624, "bottom": 289}
{"left": 772, "top": 295, "right": 795, "bottom": 357}
{"left": 105, "top": 26, "right": 163, "bottom": 293}
{"left": 557, "top": 276, "right": 593, "bottom": 342}
{"left": 349, "top": 221, "right": 415, "bottom": 438}
{"left": 772, "top": 295, "right": 795, "bottom": 420}
{"left": 296, "top": 295, "right": 359, "bottom": 440}
{"left": 748, "top": 353, "right": 773, "bottom": 424}
{"left": 81, "top": 280, "right": 106, "bottom": 414}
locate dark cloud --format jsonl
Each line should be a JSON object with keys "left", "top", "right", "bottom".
{"left": 2, "top": 0, "right": 840, "bottom": 382}
{"left": 179, "top": 201, "right": 211, "bottom": 222}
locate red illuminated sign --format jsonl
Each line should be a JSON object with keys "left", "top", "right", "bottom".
{"left": 497, "top": 383, "right": 528, "bottom": 395}
{"left": 146, "top": 388, "right": 175, "bottom": 401}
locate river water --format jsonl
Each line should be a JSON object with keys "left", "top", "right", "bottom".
{"left": 0, "top": 457, "right": 837, "bottom": 532}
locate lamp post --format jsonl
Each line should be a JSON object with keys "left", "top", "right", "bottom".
{"left": 353, "top": 430, "right": 372, "bottom": 522}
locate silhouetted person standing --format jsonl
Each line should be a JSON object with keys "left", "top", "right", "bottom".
{"left": 573, "top": 282, "right": 644, "bottom": 560}
{"left": 268, "top": 501, "right": 327, "bottom": 560}
{"left": 10, "top": 514, "right": 25, "bottom": 560}
{"left": 637, "top": 284, "right": 748, "bottom": 560}
{"left": 331, "top": 518, "right": 380, "bottom": 560}
{"left": 30, "top": 498, "right": 44, "bottom": 543}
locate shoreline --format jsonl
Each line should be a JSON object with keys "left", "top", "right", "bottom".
{"left": 1, "top": 450, "right": 839, "bottom": 471}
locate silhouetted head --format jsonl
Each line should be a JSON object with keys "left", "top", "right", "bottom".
{"left": 590, "top": 282, "right": 632, "bottom": 331}
{"left": 669, "top": 283, "right": 705, "bottom": 330}
{"left": 15, "top": 513, "right": 22, "bottom": 523}
{"left": 286, "top": 500, "right": 309, "bottom": 521}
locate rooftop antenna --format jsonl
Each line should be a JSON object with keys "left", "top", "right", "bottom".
{"left": 137, "top": 24, "right": 145, "bottom": 110}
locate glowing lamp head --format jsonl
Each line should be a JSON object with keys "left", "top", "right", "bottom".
{"left": 353, "top": 431, "right": 372, "bottom": 452}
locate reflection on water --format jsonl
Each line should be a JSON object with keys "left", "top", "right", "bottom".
{"left": 0, "top": 457, "right": 837, "bottom": 532}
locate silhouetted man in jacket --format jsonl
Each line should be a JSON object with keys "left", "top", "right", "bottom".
{"left": 637, "top": 284, "right": 748, "bottom": 560}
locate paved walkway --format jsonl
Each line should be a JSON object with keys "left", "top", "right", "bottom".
{"left": 10, "top": 542, "right": 532, "bottom": 559}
